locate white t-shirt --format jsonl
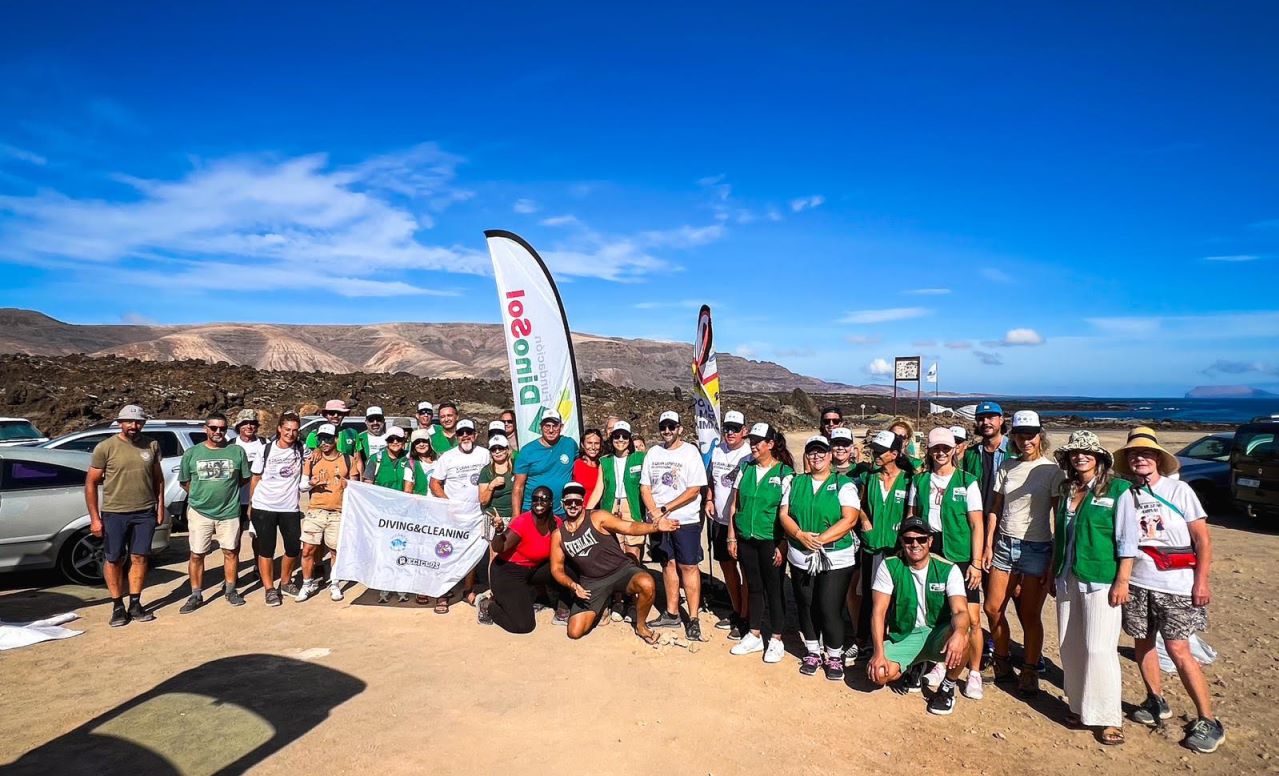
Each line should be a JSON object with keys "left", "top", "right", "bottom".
{"left": 872, "top": 560, "right": 966, "bottom": 628}
{"left": 233, "top": 436, "right": 268, "bottom": 506}
{"left": 640, "top": 441, "right": 709, "bottom": 525}
{"left": 994, "top": 457, "right": 1064, "bottom": 543}
{"left": 611, "top": 456, "right": 628, "bottom": 500}
{"left": 361, "top": 430, "right": 389, "bottom": 460}
{"left": 402, "top": 459, "right": 435, "bottom": 484}
{"left": 250, "top": 441, "right": 306, "bottom": 512}
{"left": 781, "top": 476, "right": 861, "bottom": 569}
{"left": 1116, "top": 477, "right": 1206, "bottom": 596}
{"left": 430, "top": 445, "right": 491, "bottom": 517}
{"left": 709, "top": 441, "right": 752, "bottom": 524}
{"left": 908, "top": 472, "right": 983, "bottom": 533}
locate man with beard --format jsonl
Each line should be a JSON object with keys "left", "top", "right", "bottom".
{"left": 354, "top": 406, "right": 390, "bottom": 467}
{"left": 430, "top": 419, "right": 491, "bottom": 610}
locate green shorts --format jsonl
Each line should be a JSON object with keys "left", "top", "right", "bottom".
{"left": 884, "top": 624, "right": 951, "bottom": 670}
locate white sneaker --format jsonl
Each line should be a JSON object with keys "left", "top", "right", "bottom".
{"left": 763, "top": 638, "right": 786, "bottom": 664}
{"left": 924, "top": 661, "right": 947, "bottom": 690}
{"left": 329, "top": 582, "right": 344, "bottom": 602}
{"left": 295, "top": 580, "right": 318, "bottom": 603}
{"left": 730, "top": 632, "right": 764, "bottom": 656}
{"left": 963, "top": 671, "right": 984, "bottom": 700}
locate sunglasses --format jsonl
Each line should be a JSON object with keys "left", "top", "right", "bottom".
{"left": 317, "top": 435, "right": 336, "bottom": 443}
{"left": 611, "top": 432, "right": 632, "bottom": 441}
{"left": 562, "top": 499, "right": 584, "bottom": 506}
{"left": 458, "top": 429, "right": 477, "bottom": 436}
{"left": 413, "top": 440, "right": 430, "bottom": 445}
{"left": 658, "top": 422, "right": 678, "bottom": 431}
{"left": 723, "top": 424, "right": 743, "bottom": 433}
{"left": 207, "top": 425, "right": 227, "bottom": 431}
{"left": 387, "top": 437, "right": 405, "bottom": 444}
{"left": 930, "top": 446, "right": 954, "bottom": 454}
{"left": 490, "top": 445, "right": 509, "bottom": 451}
{"left": 900, "top": 535, "right": 930, "bottom": 546}
{"left": 805, "top": 448, "right": 830, "bottom": 456}
{"left": 821, "top": 418, "right": 841, "bottom": 425}
{"left": 531, "top": 495, "right": 552, "bottom": 502}
{"left": 324, "top": 412, "right": 342, "bottom": 417}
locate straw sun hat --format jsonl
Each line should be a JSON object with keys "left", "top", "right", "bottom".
{"left": 1112, "top": 426, "right": 1180, "bottom": 476}
{"left": 1053, "top": 430, "right": 1113, "bottom": 469}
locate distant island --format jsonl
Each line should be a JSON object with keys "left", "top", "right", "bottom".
{"left": 1185, "top": 385, "right": 1277, "bottom": 399}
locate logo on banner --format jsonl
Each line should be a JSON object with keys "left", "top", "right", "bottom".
{"left": 390, "top": 536, "right": 408, "bottom": 552}
{"left": 435, "top": 540, "right": 454, "bottom": 558}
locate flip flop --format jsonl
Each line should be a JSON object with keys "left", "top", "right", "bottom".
{"left": 635, "top": 628, "right": 660, "bottom": 645}
{"left": 416, "top": 595, "right": 431, "bottom": 606}
{"left": 1099, "top": 727, "right": 1124, "bottom": 746}
{"left": 434, "top": 599, "right": 450, "bottom": 614}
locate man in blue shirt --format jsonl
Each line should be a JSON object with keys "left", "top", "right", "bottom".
{"left": 511, "top": 409, "right": 578, "bottom": 515}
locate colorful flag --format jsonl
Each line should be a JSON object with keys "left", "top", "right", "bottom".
{"left": 692, "top": 304, "right": 722, "bottom": 459}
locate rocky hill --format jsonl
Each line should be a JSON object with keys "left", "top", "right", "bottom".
{"left": 0, "top": 308, "right": 890, "bottom": 395}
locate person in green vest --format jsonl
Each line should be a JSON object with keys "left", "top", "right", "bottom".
{"left": 779, "top": 435, "right": 866, "bottom": 681}
{"left": 364, "top": 425, "right": 410, "bottom": 603}
{"left": 907, "top": 427, "right": 986, "bottom": 701}
{"left": 598, "top": 421, "right": 647, "bottom": 623}
{"left": 430, "top": 401, "right": 460, "bottom": 453}
{"left": 1050, "top": 431, "right": 1133, "bottom": 746}
{"left": 402, "top": 429, "right": 437, "bottom": 497}
{"left": 851, "top": 430, "right": 912, "bottom": 666}
{"left": 305, "top": 399, "right": 357, "bottom": 454}
{"left": 867, "top": 517, "right": 972, "bottom": 716}
{"left": 726, "top": 423, "right": 795, "bottom": 664}
{"left": 889, "top": 417, "right": 923, "bottom": 472}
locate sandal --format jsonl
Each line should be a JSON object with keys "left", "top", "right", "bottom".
{"left": 1099, "top": 726, "right": 1124, "bottom": 746}
{"left": 416, "top": 595, "right": 432, "bottom": 606}
{"left": 434, "top": 598, "right": 450, "bottom": 615}
{"left": 635, "top": 627, "right": 660, "bottom": 645}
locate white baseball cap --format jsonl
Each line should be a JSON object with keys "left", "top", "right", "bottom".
{"left": 488, "top": 420, "right": 506, "bottom": 433}
{"left": 456, "top": 419, "right": 476, "bottom": 432}
{"left": 417, "top": 401, "right": 434, "bottom": 413}
{"left": 488, "top": 434, "right": 510, "bottom": 449}
{"left": 659, "top": 410, "right": 680, "bottom": 425}
{"left": 949, "top": 425, "right": 968, "bottom": 441}
{"left": 747, "top": 422, "right": 773, "bottom": 440}
{"left": 829, "top": 427, "right": 854, "bottom": 443}
{"left": 804, "top": 434, "right": 831, "bottom": 451}
{"left": 317, "top": 423, "right": 338, "bottom": 437}
{"left": 410, "top": 429, "right": 431, "bottom": 443}
{"left": 541, "top": 409, "right": 562, "bottom": 424}
{"left": 1011, "top": 410, "right": 1042, "bottom": 433}
{"left": 868, "top": 430, "right": 900, "bottom": 453}
{"left": 385, "top": 425, "right": 406, "bottom": 440}
{"left": 611, "top": 420, "right": 632, "bottom": 435}
{"left": 723, "top": 410, "right": 745, "bottom": 426}
{"left": 366, "top": 406, "right": 384, "bottom": 418}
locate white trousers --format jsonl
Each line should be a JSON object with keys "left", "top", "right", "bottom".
{"left": 1056, "top": 573, "right": 1124, "bottom": 728}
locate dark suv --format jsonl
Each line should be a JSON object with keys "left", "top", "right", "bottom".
{"left": 1231, "top": 415, "right": 1279, "bottom": 519}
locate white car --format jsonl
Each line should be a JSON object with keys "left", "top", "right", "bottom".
{"left": 0, "top": 417, "right": 49, "bottom": 447}
{"left": 0, "top": 447, "right": 172, "bottom": 584}
{"left": 41, "top": 420, "right": 208, "bottom": 527}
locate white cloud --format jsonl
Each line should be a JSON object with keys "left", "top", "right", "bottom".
{"left": 540, "top": 214, "right": 582, "bottom": 227}
{"left": 839, "top": 307, "right": 930, "bottom": 324}
{"left": 1204, "top": 254, "right": 1260, "bottom": 262}
{"left": 866, "top": 357, "right": 892, "bottom": 375}
{"left": 844, "top": 334, "right": 881, "bottom": 345}
{"left": 734, "top": 345, "right": 756, "bottom": 358}
{"left": 973, "top": 350, "right": 1004, "bottom": 366}
{"left": 789, "top": 195, "right": 825, "bottom": 213}
{"left": 513, "top": 198, "right": 539, "bottom": 214}
{"left": 906, "top": 287, "right": 951, "bottom": 295}
{"left": 980, "top": 267, "right": 1013, "bottom": 283}
{"left": 0, "top": 142, "right": 47, "bottom": 166}
{"left": 1086, "top": 311, "right": 1279, "bottom": 340}
{"left": 1001, "top": 328, "right": 1045, "bottom": 346}
{"left": 944, "top": 340, "right": 972, "bottom": 349}
{"left": 638, "top": 224, "right": 725, "bottom": 248}
{"left": 633, "top": 299, "right": 713, "bottom": 311}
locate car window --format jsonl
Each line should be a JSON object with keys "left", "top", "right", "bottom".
{"left": 2, "top": 460, "right": 85, "bottom": 491}
{"left": 190, "top": 432, "right": 208, "bottom": 446}
{"left": 1237, "top": 431, "right": 1278, "bottom": 462}
{"left": 0, "top": 420, "right": 43, "bottom": 442}
{"left": 55, "top": 432, "right": 114, "bottom": 454}
{"left": 150, "top": 432, "right": 184, "bottom": 458}
{"left": 1182, "top": 437, "right": 1231, "bottom": 461}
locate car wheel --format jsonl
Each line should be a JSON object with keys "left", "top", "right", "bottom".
{"left": 57, "top": 529, "right": 107, "bottom": 586}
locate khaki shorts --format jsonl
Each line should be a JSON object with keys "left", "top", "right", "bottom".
{"left": 302, "top": 508, "right": 343, "bottom": 549}
{"left": 616, "top": 528, "right": 646, "bottom": 547}
{"left": 188, "top": 507, "right": 242, "bottom": 555}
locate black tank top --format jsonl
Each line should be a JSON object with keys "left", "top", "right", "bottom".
{"left": 559, "top": 513, "right": 634, "bottom": 583}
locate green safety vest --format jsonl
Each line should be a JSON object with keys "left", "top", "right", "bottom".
{"left": 885, "top": 555, "right": 954, "bottom": 642}
{"left": 859, "top": 469, "right": 910, "bottom": 553}
{"left": 910, "top": 469, "right": 978, "bottom": 563}
{"left": 600, "top": 451, "right": 646, "bottom": 519}
{"left": 786, "top": 473, "right": 856, "bottom": 553}
{"left": 734, "top": 461, "right": 793, "bottom": 540}
{"left": 960, "top": 438, "right": 1019, "bottom": 480}
{"left": 430, "top": 426, "right": 458, "bottom": 454}
{"left": 408, "top": 458, "right": 433, "bottom": 496}
{"left": 370, "top": 450, "right": 407, "bottom": 490}
{"left": 1053, "top": 477, "right": 1132, "bottom": 583}
{"left": 305, "top": 427, "right": 356, "bottom": 454}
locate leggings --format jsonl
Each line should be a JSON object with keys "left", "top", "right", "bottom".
{"left": 487, "top": 558, "right": 570, "bottom": 634}
{"left": 738, "top": 538, "right": 785, "bottom": 637}
{"left": 857, "top": 550, "right": 886, "bottom": 642}
{"left": 791, "top": 564, "right": 855, "bottom": 651}
{"left": 251, "top": 510, "right": 302, "bottom": 558}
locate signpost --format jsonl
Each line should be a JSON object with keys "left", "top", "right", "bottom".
{"left": 893, "top": 356, "right": 922, "bottom": 424}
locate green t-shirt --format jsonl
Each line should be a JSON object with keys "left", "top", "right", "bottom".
{"left": 90, "top": 434, "right": 162, "bottom": 513}
{"left": 479, "top": 464, "right": 515, "bottom": 518}
{"left": 179, "top": 443, "right": 251, "bottom": 520}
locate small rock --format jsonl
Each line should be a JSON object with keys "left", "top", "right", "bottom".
{"left": 993, "top": 732, "right": 1007, "bottom": 741}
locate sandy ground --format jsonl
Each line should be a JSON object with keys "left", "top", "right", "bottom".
{"left": 2, "top": 428, "right": 1274, "bottom": 775}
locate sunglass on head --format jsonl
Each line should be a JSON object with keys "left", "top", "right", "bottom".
{"left": 207, "top": 425, "right": 227, "bottom": 431}
{"left": 901, "top": 535, "right": 930, "bottom": 546}
{"left": 658, "top": 422, "right": 678, "bottom": 431}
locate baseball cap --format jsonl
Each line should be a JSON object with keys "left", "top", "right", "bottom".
{"left": 829, "top": 427, "right": 854, "bottom": 444}
{"left": 747, "top": 422, "right": 774, "bottom": 441}
{"left": 804, "top": 434, "right": 831, "bottom": 452}
{"left": 366, "top": 406, "right": 384, "bottom": 419}
{"left": 317, "top": 423, "right": 338, "bottom": 437}
{"left": 897, "top": 517, "right": 932, "bottom": 537}
{"left": 488, "top": 434, "right": 510, "bottom": 449}
{"left": 927, "top": 428, "right": 956, "bottom": 448}
{"left": 324, "top": 399, "right": 349, "bottom": 413}
{"left": 611, "top": 420, "right": 632, "bottom": 436}
{"left": 868, "top": 430, "right": 900, "bottom": 454}
{"left": 659, "top": 410, "right": 680, "bottom": 425}
{"left": 723, "top": 410, "right": 745, "bottom": 427}
{"left": 234, "top": 409, "right": 259, "bottom": 427}
{"left": 1011, "top": 410, "right": 1041, "bottom": 434}
{"left": 488, "top": 420, "right": 505, "bottom": 433}
{"left": 562, "top": 481, "right": 586, "bottom": 499}
{"left": 410, "top": 429, "right": 431, "bottom": 443}
{"left": 456, "top": 419, "right": 476, "bottom": 432}
{"left": 417, "top": 401, "right": 434, "bottom": 414}
{"left": 384, "top": 425, "right": 406, "bottom": 440}
{"left": 948, "top": 425, "right": 968, "bottom": 441}
{"left": 975, "top": 401, "right": 1003, "bottom": 417}
{"left": 541, "top": 409, "right": 562, "bottom": 424}
{"left": 116, "top": 404, "right": 148, "bottom": 421}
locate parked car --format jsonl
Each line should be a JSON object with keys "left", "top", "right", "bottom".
{"left": 1231, "top": 415, "right": 1279, "bottom": 519}
{"left": 0, "top": 447, "right": 172, "bottom": 584}
{"left": 0, "top": 417, "right": 49, "bottom": 447}
{"left": 1175, "top": 432, "right": 1235, "bottom": 508}
{"left": 41, "top": 420, "right": 207, "bottom": 529}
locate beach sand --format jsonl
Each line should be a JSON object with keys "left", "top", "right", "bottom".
{"left": 0, "top": 427, "right": 1266, "bottom": 775}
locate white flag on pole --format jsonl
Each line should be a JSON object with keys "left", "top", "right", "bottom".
{"left": 333, "top": 481, "right": 488, "bottom": 597}
{"left": 926, "top": 362, "right": 938, "bottom": 383}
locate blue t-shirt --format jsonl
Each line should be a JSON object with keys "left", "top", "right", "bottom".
{"left": 515, "top": 436, "right": 579, "bottom": 513}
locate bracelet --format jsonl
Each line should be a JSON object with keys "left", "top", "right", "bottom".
{"left": 727, "top": 538, "right": 737, "bottom": 544}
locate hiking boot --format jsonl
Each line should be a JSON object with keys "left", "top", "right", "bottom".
{"left": 179, "top": 593, "right": 204, "bottom": 614}
{"left": 992, "top": 654, "right": 1017, "bottom": 684}
{"left": 1183, "top": 717, "right": 1225, "bottom": 754}
{"left": 714, "top": 615, "right": 734, "bottom": 630}
{"left": 1132, "top": 694, "right": 1172, "bottom": 726}
{"left": 281, "top": 582, "right": 300, "bottom": 597}
{"left": 799, "top": 654, "right": 822, "bottom": 676}
{"left": 1018, "top": 665, "right": 1040, "bottom": 698}
{"left": 264, "top": 588, "right": 282, "bottom": 607}
{"left": 127, "top": 601, "right": 155, "bottom": 623}
{"left": 823, "top": 656, "right": 845, "bottom": 681}
{"left": 225, "top": 587, "right": 246, "bottom": 607}
{"left": 685, "top": 619, "right": 703, "bottom": 642}
{"left": 109, "top": 605, "right": 130, "bottom": 628}
{"left": 928, "top": 682, "right": 957, "bottom": 716}
{"left": 647, "top": 610, "right": 682, "bottom": 629}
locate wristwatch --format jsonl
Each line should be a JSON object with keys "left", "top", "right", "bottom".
{"left": 660, "top": 505, "right": 669, "bottom": 515}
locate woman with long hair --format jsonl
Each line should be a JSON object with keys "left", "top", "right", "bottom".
{"left": 574, "top": 428, "right": 605, "bottom": 508}
{"left": 983, "top": 410, "right": 1063, "bottom": 698}
{"left": 890, "top": 417, "right": 923, "bottom": 473}
{"left": 727, "top": 423, "right": 795, "bottom": 664}
{"left": 1051, "top": 431, "right": 1133, "bottom": 745}
{"left": 599, "top": 421, "right": 647, "bottom": 621}
{"left": 403, "top": 429, "right": 439, "bottom": 606}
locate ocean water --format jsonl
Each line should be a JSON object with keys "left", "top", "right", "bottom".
{"left": 1008, "top": 397, "right": 1279, "bottom": 425}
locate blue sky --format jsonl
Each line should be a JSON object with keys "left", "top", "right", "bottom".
{"left": 1, "top": 3, "right": 1277, "bottom": 397}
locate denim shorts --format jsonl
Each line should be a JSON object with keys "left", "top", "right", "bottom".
{"left": 991, "top": 533, "right": 1052, "bottom": 576}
